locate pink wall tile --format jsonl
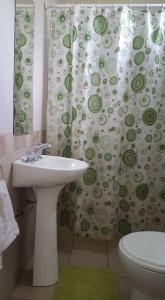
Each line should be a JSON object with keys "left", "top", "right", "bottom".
{"left": 0, "top": 131, "right": 44, "bottom": 156}
{"left": 0, "top": 135, "right": 6, "bottom": 155}
{"left": 14, "top": 135, "right": 26, "bottom": 151}
{"left": 0, "top": 134, "right": 13, "bottom": 155}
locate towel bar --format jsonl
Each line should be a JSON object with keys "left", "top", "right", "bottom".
{"left": 0, "top": 165, "right": 4, "bottom": 180}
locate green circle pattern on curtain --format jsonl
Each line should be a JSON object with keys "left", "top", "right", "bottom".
{"left": 46, "top": 6, "right": 165, "bottom": 239}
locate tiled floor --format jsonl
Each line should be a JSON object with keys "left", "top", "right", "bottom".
{"left": 11, "top": 226, "right": 132, "bottom": 300}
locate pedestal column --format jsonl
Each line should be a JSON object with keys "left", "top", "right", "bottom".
{"left": 33, "top": 185, "right": 64, "bottom": 286}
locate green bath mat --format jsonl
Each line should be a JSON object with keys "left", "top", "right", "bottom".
{"left": 52, "top": 265, "right": 121, "bottom": 300}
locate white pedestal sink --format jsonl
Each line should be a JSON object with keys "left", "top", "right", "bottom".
{"left": 12, "top": 155, "right": 88, "bottom": 286}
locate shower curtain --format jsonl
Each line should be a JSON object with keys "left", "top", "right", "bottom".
{"left": 46, "top": 5, "right": 165, "bottom": 239}
{"left": 14, "top": 8, "right": 35, "bottom": 135}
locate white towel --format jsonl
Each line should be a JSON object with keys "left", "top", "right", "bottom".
{"left": 0, "top": 180, "right": 19, "bottom": 269}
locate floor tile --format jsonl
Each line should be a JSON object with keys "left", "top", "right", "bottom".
{"left": 12, "top": 236, "right": 129, "bottom": 300}
{"left": 108, "top": 238, "right": 127, "bottom": 277}
{"left": 69, "top": 248, "right": 108, "bottom": 267}
{"left": 69, "top": 238, "right": 108, "bottom": 268}
{"left": 58, "top": 225, "right": 74, "bottom": 251}
{"left": 73, "top": 237, "right": 107, "bottom": 251}
{"left": 11, "top": 226, "right": 73, "bottom": 300}
{"left": 119, "top": 277, "right": 132, "bottom": 300}
{"left": 58, "top": 225, "right": 74, "bottom": 265}
{"left": 11, "top": 269, "right": 55, "bottom": 300}
{"left": 58, "top": 251, "right": 69, "bottom": 265}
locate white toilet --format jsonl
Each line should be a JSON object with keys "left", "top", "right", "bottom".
{"left": 119, "top": 231, "right": 165, "bottom": 300}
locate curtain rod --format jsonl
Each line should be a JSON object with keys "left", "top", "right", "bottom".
{"left": 45, "top": 3, "right": 165, "bottom": 9}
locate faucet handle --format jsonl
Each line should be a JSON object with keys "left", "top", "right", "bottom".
{"left": 34, "top": 143, "right": 41, "bottom": 150}
{"left": 22, "top": 150, "right": 35, "bottom": 162}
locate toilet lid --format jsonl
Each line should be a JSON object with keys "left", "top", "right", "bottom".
{"left": 119, "top": 231, "right": 165, "bottom": 274}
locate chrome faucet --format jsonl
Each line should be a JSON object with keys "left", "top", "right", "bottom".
{"left": 23, "top": 143, "right": 52, "bottom": 162}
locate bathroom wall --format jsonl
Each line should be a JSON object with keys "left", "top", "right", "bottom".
{"left": 0, "top": 1, "right": 44, "bottom": 299}
{"left": 0, "top": 0, "right": 164, "bottom": 299}
{"left": 0, "top": 148, "right": 36, "bottom": 300}
{"left": 0, "top": 134, "right": 44, "bottom": 300}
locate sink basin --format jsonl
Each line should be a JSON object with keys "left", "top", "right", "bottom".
{"left": 12, "top": 155, "right": 88, "bottom": 187}
{"left": 12, "top": 154, "right": 88, "bottom": 287}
